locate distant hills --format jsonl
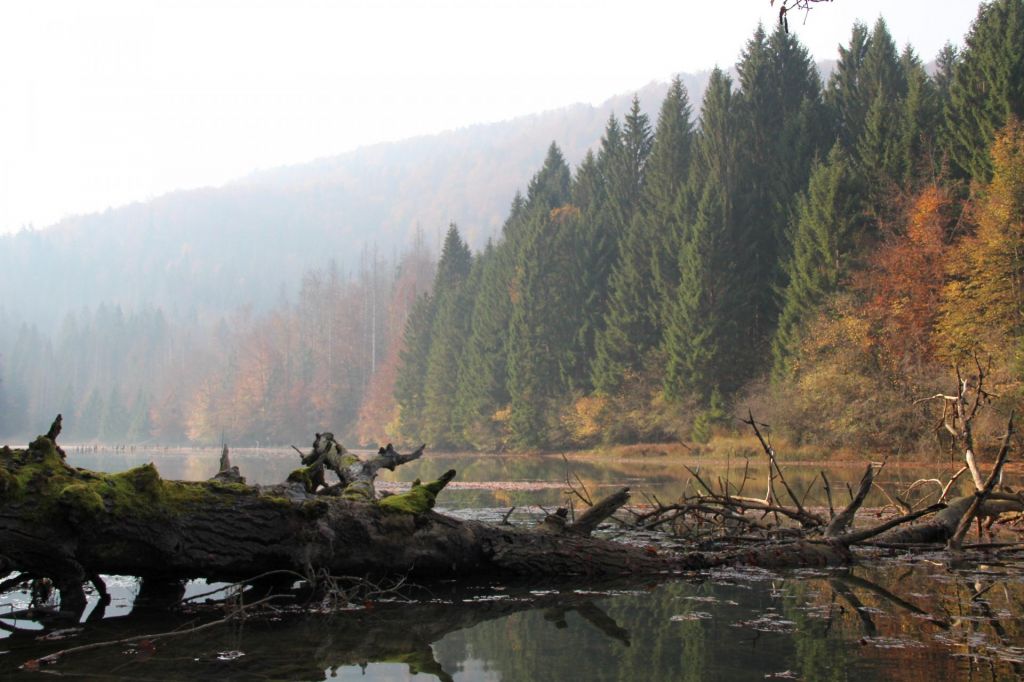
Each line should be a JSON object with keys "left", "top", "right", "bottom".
{"left": 0, "top": 73, "right": 721, "bottom": 331}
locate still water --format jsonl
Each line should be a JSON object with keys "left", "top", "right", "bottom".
{"left": 2, "top": 447, "right": 1023, "bottom": 680}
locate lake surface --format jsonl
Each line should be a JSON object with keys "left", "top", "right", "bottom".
{"left": 3, "top": 447, "right": 1024, "bottom": 680}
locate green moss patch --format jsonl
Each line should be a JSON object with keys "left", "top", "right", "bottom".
{"left": 0, "top": 438, "right": 275, "bottom": 527}
{"left": 378, "top": 470, "right": 456, "bottom": 514}
{"left": 59, "top": 483, "right": 106, "bottom": 520}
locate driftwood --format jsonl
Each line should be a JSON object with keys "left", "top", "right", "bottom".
{"left": 630, "top": 370, "right": 1022, "bottom": 567}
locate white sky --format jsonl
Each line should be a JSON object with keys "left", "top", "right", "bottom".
{"left": 0, "top": 0, "right": 983, "bottom": 235}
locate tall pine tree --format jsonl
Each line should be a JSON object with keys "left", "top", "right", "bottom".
{"left": 506, "top": 145, "right": 573, "bottom": 448}
{"left": 772, "top": 145, "right": 867, "bottom": 377}
{"left": 663, "top": 69, "right": 748, "bottom": 404}
{"left": 592, "top": 78, "right": 694, "bottom": 394}
{"left": 944, "top": 0, "right": 1024, "bottom": 181}
{"left": 421, "top": 225, "right": 474, "bottom": 448}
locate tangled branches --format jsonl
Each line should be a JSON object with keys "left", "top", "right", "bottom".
{"left": 771, "top": 0, "right": 834, "bottom": 32}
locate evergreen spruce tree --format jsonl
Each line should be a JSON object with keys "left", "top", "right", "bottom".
{"left": 647, "top": 77, "right": 697, "bottom": 325}
{"left": 505, "top": 145, "right": 573, "bottom": 448}
{"left": 933, "top": 42, "right": 960, "bottom": 165}
{"left": 454, "top": 241, "right": 512, "bottom": 448}
{"left": 454, "top": 193, "right": 530, "bottom": 448}
{"left": 592, "top": 77, "right": 694, "bottom": 394}
{"left": 897, "top": 46, "right": 941, "bottom": 188}
{"left": 735, "top": 23, "right": 828, "bottom": 342}
{"left": 662, "top": 70, "right": 747, "bottom": 404}
{"left": 860, "top": 18, "right": 906, "bottom": 106}
{"left": 854, "top": 18, "right": 910, "bottom": 213}
{"left": 609, "top": 97, "right": 654, "bottom": 230}
{"left": 663, "top": 180, "right": 740, "bottom": 403}
{"left": 772, "top": 145, "right": 866, "bottom": 377}
{"left": 826, "top": 22, "right": 872, "bottom": 151}
{"left": 944, "top": 0, "right": 1024, "bottom": 181}
{"left": 394, "top": 291, "right": 436, "bottom": 440}
{"left": 526, "top": 143, "right": 572, "bottom": 210}
{"left": 567, "top": 106, "right": 653, "bottom": 393}
{"left": 421, "top": 225, "right": 474, "bottom": 448}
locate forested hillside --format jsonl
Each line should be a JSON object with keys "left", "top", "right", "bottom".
{"left": 392, "top": 2, "right": 1024, "bottom": 453}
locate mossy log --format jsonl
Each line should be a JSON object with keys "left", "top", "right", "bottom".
{"left": 0, "top": 428, "right": 863, "bottom": 617}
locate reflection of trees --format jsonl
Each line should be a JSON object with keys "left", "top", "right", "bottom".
{"left": 782, "top": 565, "right": 1024, "bottom": 681}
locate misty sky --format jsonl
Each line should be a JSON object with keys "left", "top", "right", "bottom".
{"left": 0, "top": 0, "right": 983, "bottom": 236}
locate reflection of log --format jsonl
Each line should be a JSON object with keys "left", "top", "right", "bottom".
{"left": 0, "top": 581, "right": 639, "bottom": 680}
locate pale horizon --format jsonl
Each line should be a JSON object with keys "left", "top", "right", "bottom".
{"left": 0, "top": 0, "right": 984, "bottom": 235}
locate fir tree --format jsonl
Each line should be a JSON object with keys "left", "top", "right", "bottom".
{"left": 592, "top": 78, "right": 694, "bottom": 393}
{"left": 826, "top": 22, "right": 872, "bottom": 151}
{"left": 568, "top": 106, "right": 653, "bottom": 392}
{"left": 735, "top": 23, "right": 827, "bottom": 341}
{"left": 663, "top": 180, "right": 740, "bottom": 403}
{"left": 897, "top": 46, "right": 941, "bottom": 188}
{"left": 944, "top": 0, "right": 1024, "bottom": 181}
{"left": 772, "top": 145, "right": 866, "bottom": 377}
{"left": 663, "top": 70, "right": 747, "bottom": 403}
{"left": 394, "top": 291, "right": 436, "bottom": 440}
{"left": 504, "top": 146, "right": 574, "bottom": 448}
{"left": 854, "top": 18, "right": 910, "bottom": 214}
{"left": 527, "top": 143, "right": 572, "bottom": 210}
{"left": 420, "top": 225, "right": 474, "bottom": 448}
{"left": 454, "top": 241, "right": 512, "bottom": 448}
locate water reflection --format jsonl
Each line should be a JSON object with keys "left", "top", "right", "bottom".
{"left": 4, "top": 449, "right": 1022, "bottom": 679}
{"left": 4, "top": 561, "right": 1024, "bottom": 680}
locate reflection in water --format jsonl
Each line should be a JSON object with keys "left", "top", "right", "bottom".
{"left": 3, "top": 562, "right": 1024, "bottom": 680}
{"left": 3, "top": 449, "right": 1023, "bottom": 680}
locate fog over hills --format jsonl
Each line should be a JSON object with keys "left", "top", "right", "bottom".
{"left": 1, "top": 73, "right": 720, "bottom": 331}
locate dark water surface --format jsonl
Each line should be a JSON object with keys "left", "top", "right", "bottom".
{"left": 3, "top": 448, "right": 1024, "bottom": 680}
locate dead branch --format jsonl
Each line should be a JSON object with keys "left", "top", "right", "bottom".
{"left": 825, "top": 463, "right": 875, "bottom": 537}
{"left": 948, "top": 413, "right": 1015, "bottom": 552}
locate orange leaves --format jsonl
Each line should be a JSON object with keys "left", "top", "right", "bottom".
{"left": 858, "top": 184, "right": 953, "bottom": 368}
{"left": 549, "top": 204, "right": 582, "bottom": 225}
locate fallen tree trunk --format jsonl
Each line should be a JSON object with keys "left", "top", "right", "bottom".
{"left": 1, "top": 425, "right": 859, "bottom": 617}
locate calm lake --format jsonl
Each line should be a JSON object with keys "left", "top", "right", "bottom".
{"left": 2, "top": 447, "right": 1023, "bottom": 680}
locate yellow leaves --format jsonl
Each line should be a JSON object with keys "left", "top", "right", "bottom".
{"left": 549, "top": 204, "right": 581, "bottom": 225}
{"left": 935, "top": 119, "right": 1024, "bottom": 361}
{"left": 560, "top": 395, "right": 608, "bottom": 444}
